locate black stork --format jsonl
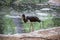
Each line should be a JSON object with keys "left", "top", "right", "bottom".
{"left": 22, "top": 14, "right": 41, "bottom": 32}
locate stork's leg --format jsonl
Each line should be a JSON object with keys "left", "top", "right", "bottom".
{"left": 41, "top": 22, "right": 42, "bottom": 28}
{"left": 30, "top": 22, "right": 34, "bottom": 32}
{"left": 40, "top": 22, "right": 42, "bottom": 29}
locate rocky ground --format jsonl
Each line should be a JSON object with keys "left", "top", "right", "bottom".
{"left": 0, "top": 27, "right": 60, "bottom": 40}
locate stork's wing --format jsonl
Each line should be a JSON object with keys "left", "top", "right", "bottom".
{"left": 27, "top": 16, "right": 39, "bottom": 20}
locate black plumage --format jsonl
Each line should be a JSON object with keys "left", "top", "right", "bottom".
{"left": 22, "top": 14, "right": 41, "bottom": 32}
{"left": 22, "top": 14, "right": 41, "bottom": 23}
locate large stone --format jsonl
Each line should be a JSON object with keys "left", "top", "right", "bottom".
{"left": 48, "top": 0, "right": 60, "bottom": 6}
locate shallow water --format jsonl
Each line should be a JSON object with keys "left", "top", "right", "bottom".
{"left": 0, "top": 7, "right": 60, "bottom": 34}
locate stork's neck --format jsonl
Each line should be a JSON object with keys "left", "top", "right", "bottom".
{"left": 22, "top": 14, "right": 25, "bottom": 19}
{"left": 23, "top": 16, "right": 26, "bottom": 20}
{"left": 22, "top": 16, "right": 28, "bottom": 23}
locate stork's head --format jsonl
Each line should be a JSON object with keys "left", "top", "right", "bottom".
{"left": 22, "top": 14, "right": 25, "bottom": 17}
{"left": 22, "top": 14, "right": 28, "bottom": 23}
{"left": 22, "top": 14, "right": 25, "bottom": 18}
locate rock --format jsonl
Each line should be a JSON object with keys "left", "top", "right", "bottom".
{"left": 0, "top": 27, "right": 60, "bottom": 40}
